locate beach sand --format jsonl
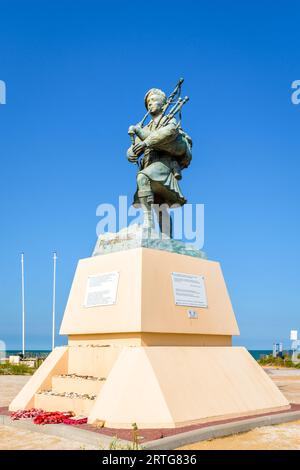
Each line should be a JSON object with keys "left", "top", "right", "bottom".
{"left": 179, "top": 420, "right": 300, "bottom": 450}
{"left": 0, "top": 424, "right": 97, "bottom": 450}
{"left": 0, "top": 376, "right": 29, "bottom": 407}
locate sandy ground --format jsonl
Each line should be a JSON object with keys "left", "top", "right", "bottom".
{"left": 0, "top": 425, "right": 97, "bottom": 450}
{"left": 0, "top": 375, "right": 97, "bottom": 450}
{"left": 179, "top": 420, "right": 300, "bottom": 450}
{"left": 1, "top": 368, "right": 300, "bottom": 450}
{"left": 179, "top": 367, "right": 300, "bottom": 450}
{"left": 0, "top": 376, "right": 29, "bottom": 407}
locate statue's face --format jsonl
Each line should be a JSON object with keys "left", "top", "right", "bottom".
{"left": 147, "top": 93, "right": 164, "bottom": 115}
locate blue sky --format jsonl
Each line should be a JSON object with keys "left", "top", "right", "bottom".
{"left": 0, "top": 0, "right": 299, "bottom": 350}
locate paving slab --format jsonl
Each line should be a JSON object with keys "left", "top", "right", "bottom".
{"left": 0, "top": 376, "right": 29, "bottom": 407}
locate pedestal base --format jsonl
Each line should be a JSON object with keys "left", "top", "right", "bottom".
{"left": 9, "top": 244, "right": 290, "bottom": 428}
{"left": 9, "top": 345, "right": 290, "bottom": 429}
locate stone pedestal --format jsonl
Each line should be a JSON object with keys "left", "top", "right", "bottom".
{"left": 10, "top": 235, "right": 290, "bottom": 428}
{"left": 60, "top": 247, "right": 239, "bottom": 344}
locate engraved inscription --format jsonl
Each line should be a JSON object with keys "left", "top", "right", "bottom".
{"left": 172, "top": 272, "right": 207, "bottom": 308}
{"left": 84, "top": 272, "right": 119, "bottom": 307}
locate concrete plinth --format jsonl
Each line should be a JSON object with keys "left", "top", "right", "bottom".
{"left": 60, "top": 247, "right": 239, "bottom": 342}
{"left": 88, "top": 346, "right": 290, "bottom": 428}
{"left": 9, "top": 247, "right": 290, "bottom": 428}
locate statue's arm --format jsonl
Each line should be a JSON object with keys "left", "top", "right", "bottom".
{"left": 144, "top": 119, "right": 179, "bottom": 148}
{"left": 128, "top": 125, "right": 151, "bottom": 141}
{"left": 127, "top": 135, "right": 142, "bottom": 162}
{"left": 127, "top": 145, "right": 138, "bottom": 163}
{"left": 135, "top": 126, "right": 151, "bottom": 140}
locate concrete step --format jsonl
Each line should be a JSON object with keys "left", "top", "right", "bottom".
{"left": 34, "top": 391, "right": 96, "bottom": 416}
{"left": 52, "top": 374, "right": 105, "bottom": 395}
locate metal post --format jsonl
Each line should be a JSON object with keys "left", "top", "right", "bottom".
{"left": 52, "top": 252, "right": 57, "bottom": 351}
{"left": 21, "top": 253, "right": 25, "bottom": 357}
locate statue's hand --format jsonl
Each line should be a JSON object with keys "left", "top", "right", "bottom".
{"left": 128, "top": 125, "right": 136, "bottom": 137}
{"left": 133, "top": 141, "right": 146, "bottom": 156}
{"left": 128, "top": 124, "right": 142, "bottom": 135}
{"left": 128, "top": 154, "right": 138, "bottom": 163}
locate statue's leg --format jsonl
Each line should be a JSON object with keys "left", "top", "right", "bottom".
{"left": 154, "top": 203, "right": 173, "bottom": 238}
{"left": 137, "top": 173, "right": 154, "bottom": 229}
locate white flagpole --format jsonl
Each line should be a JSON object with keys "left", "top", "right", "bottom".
{"left": 21, "top": 253, "right": 25, "bottom": 357}
{"left": 52, "top": 252, "right": 57, "bottom": 351}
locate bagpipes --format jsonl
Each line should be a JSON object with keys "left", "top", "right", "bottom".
{"left": 128, "top": 77, "right": 189, "bottom": 145}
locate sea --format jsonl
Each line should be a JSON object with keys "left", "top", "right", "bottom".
{"left": 4, "top": 349, "right": 273, "bottom": 360}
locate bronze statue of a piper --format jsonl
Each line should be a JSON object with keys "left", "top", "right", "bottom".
{"left": 126, "top": 78, "right": 192, "bottom": 236}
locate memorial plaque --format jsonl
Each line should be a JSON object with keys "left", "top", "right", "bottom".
{"left": 171, "top": 272, "right": 207, "bottom": 308}
{"left": 84, "top": 271, "right": 119, "bottom": 307}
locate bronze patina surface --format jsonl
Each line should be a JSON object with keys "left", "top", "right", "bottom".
{"left": 126, "top": 79, "right": 192, "bottom": 236}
